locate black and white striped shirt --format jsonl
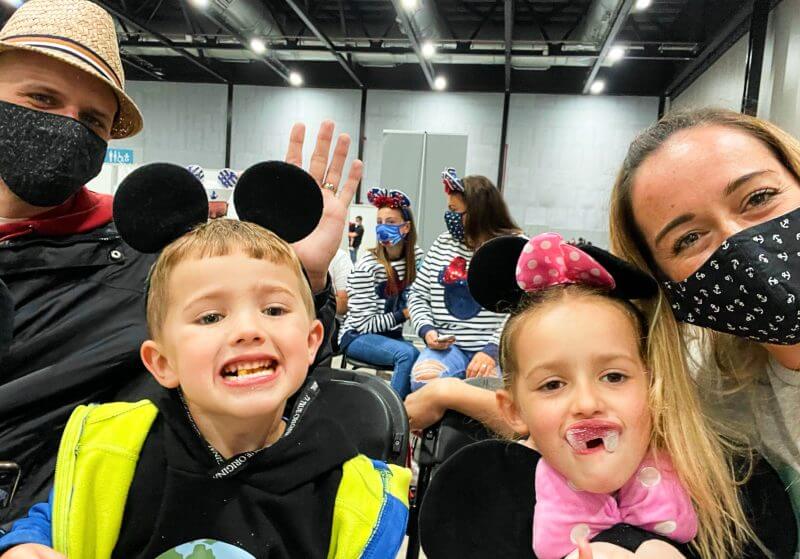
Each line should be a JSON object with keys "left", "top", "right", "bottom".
{"left": 408, "top": 232, "right": 507, "bottom": 355}
{"left": 339, "top": 246, "right": 425, "bottom": 345}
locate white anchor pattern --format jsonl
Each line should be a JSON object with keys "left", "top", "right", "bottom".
{"left": 662, "top": 209, "right": 800, "bottom": 344}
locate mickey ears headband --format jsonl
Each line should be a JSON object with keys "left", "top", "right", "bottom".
{"left": 0, "top": 278, "right": 12, "bottom": 366}
{"left": 367, "top": 188, "right": 411, "bottom": 210}
{"left": 442, "top": 167, "right": 464, "bottom": 195}
{"left": 467, "top": 233, "right": 658, "bottom": 314}
{"left": 113, "top": 161, "right": 323, "bottom": 253}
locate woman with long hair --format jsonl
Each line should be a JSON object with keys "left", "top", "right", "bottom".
{"left": 608, "top": 107, "right": 800, "bottom": 538}
{"left": 339, "top": 188, "right": 424, "bottom": 399}
{"left": 407, "top": 168, "right": 520, "bottom": 391}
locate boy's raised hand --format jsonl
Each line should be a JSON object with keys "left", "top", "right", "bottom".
{"left": 285, "top": 121, "right": 363, "bottom": 292}
{"left": 0, "top": 544, "right": 67, "bottom": 559}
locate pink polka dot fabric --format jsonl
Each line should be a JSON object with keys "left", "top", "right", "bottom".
{"left": 515, "top": 232, "right": 615, "bottom": 293}
{"left": 532, "top": 453, "right": 698, "bottom": 559}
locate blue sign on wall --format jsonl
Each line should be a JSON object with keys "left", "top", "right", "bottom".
{"left": 105, "top": 148, "right": 135, "bottom": 165}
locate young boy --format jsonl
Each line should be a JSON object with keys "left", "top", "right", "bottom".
{"left": 0, "top": 219, "right": 410, "bottom": 559}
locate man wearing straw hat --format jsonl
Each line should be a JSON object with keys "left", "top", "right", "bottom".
{"left": 0, "top": 0, "right": 362, "bottom": 525}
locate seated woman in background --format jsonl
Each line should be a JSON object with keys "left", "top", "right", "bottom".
{"left": 407, "top": 169, "right": 521, "bottom": 393}
{"left": 339, "top": 189, "right": 424, "bottom": 399}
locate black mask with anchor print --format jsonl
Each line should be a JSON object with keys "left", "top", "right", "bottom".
{"left": 662, "top": 207, "right": 800, "bottom": 345}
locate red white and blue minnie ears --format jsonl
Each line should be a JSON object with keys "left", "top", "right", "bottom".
{"left": 0, "top": 278, "right": 11, "bottom": 366}
{"left": 467, "top": 233, "right": 658, "bottom": 314}
{"left": 442, "top": 167, "right": 465, "bottom": 195}
{"left": 113, "top": 161, "right": 323, "bottom": 253}
{"left": 367, "top": 188, "right": 411, "bottom": 210}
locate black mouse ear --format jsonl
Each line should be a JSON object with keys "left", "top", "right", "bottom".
{"left": 233, "top": 161, "right": 323, "bottom": 243}
{"left": 577, "top": 244, "right": 658, "bottom": 299}
{"left": 113, "top": 163, "right": 209, "bottom": 253}
{"left": 0, "top": 278, "right": 12, "bottom": 366}
{"left": 468, "top": 235, "right": 528, "bottom": 313}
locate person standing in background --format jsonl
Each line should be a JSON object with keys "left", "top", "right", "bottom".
{"left": 349, "top": 215, "right": 364, "bottom": 263}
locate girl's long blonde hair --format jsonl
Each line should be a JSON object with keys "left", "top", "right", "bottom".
{"left": 605, "top": 107, "right": 800, "bottom": 558}
{"left": 499, "top": 285, "right": 762, "bottom": 559}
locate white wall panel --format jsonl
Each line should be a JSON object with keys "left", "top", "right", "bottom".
{"left": 114, "top": 81, "right": 228, "bottom": 168}
{"left": 504, "top": 94, "right": 658, "bottom": 245}
{"left": 363, "top": 91, "right": 504, "bottom": 193}
{"left": 760, "top": 0, "right": 800, "bottom": 139}
{"left": 230, "top": 86, "right": 361, "bottom": 173}
{"left": 671, "top": 35, "right": 749, "bottom": 112}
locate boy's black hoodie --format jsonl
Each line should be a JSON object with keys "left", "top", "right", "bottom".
{"left": 112, "top": 379, "right": 359, "bottom": 558}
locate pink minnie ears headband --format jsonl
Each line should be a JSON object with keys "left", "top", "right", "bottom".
{"left": 367, "top": 188, "right": 411, "bottom": 210}
{"left": 467, "top": 233, "right": 658, "bottom": 313}
{"left": 442, "top": 167, "right": 464, "bottom": 194}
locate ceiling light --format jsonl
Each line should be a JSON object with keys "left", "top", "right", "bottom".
{"left": 634, "top": 0, "right": 652, "bottom": 10}
{"left": 250, "top": 38, "right": 267, "bottom": 54}
{"left": 421, "top": 41, "right": 436, "bottom": 59}
{"left": 188, "top": 0, "right": 209, "bottom": 8}
{"left": 607, "top": 45, "right": 626, "bottom": 63}
{"left": 289, "top": 72, "right": 303, "bottom": 87}
{"left": 401, "top": 0, "right": 418, "bottom": 11}
{"left": 433, "top": 76, "right": 447, "bottom": 90}
{"left": 589, "top": 80, "right": 605, "bottom": 95}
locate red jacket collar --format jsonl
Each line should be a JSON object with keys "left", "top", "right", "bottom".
{"left": 0, "top": 187, "right": 114, "bottom": 242}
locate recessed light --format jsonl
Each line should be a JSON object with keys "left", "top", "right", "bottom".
{"left": 421, "top": 41, "right": 436, "bottom": 59}
{"left": 634, "top": 0, "right": 652, "bottom": 10}
{"left": 188, "top": 0, "right": 209, "bottom": 9}
{"left": 434, "top": 76, "right": 447, "bottom": 90}
{"left": 289, "top": 72, "right": 303, "bottom": 86}
{"left": 401, "top": 0, "right": 417, "bottom": 10}
{"left": 608, "top": 45, "right": 626, "bottom": 63}
{"left": 250, "top": 38, "right": 267, "bottom": 54}
{"left": 589, "top": 80, "right": 605, "bottom": 94}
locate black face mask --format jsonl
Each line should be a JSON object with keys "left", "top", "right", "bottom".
{"left": 0, "top": 100, "right": 107, "bottom": 207}
{"left": 662, "top": 207, "right": 800, "bottom": 345}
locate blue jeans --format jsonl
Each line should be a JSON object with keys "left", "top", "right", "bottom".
{"left": 344, "top": 333, "right": 419, "bottom": 399}
{"left": 410, "top": 345, "right": 501, "bottom": 392}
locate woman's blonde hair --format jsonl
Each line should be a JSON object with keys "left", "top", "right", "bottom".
{"left": 499, "top": 284, "right": 762, "bottom": 559}
{"left": 605, "top": 107, "right": 800, "bottom": 558}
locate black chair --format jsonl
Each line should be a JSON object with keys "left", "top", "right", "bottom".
{"left": 405, "top": 409, "right": 497, "bottom": 559}
{"left": 312, "top": 367, "right": 409, "bottom": 466}
{"left": 342, "top": 354, "right": 393, "bottom": 382}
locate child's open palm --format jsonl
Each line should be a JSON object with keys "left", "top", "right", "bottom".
{"left": 0, "top": 544, "right": 66, "bottom": 559}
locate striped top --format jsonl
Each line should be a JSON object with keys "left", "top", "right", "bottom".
{"left": 408, "top": 232, "right": 507, "bottom": 356}
{"left": 339, "top": 246, "right": 425, "bottom": 346}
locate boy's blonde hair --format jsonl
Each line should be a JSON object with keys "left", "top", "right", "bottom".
{"left": 146, "top": 219, "right": 315, "bottom": 338}
{"left": 499, "top": 285, "right": 762, "bottom": 559}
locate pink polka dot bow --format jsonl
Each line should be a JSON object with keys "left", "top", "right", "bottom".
{"left": 515, "top": 233, "right": 615, "bottom": 293}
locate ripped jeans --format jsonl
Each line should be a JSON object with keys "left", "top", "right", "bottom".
{"left": 410, "top": 345, "right": 499, "bottom": 392}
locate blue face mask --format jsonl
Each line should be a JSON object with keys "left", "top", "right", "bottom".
{"left": 376, "top": 223, "right": 406, "bottom": 246}
{"left": 444, "top": 210, "right": 465, "bottom": 242}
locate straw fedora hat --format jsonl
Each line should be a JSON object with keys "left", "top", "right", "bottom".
{"left": 0, "top": 0, "right": 143, "bottom": 138}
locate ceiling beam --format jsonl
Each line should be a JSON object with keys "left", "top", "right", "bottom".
{"left": 120, "top": 40, "right": 697, "bottom": 61}
{"left": 94, "top": 0, "right": 229, "bottom": 84}
{"left": 120, "top": 54, "right": 165, "bottom": 81}
{"left": 504, "top": 0, "right": 513, "bottom": 92}
{"left": 581, "top": 0, "right": 635, "bottom": 94}
{"left": 664, "top": 2, "right": 752, "bottom": 99}
{"left": 390, "top": 0, "right": 436, "bottom": 89}
{"left": 284, "top": 0, "right": 365, "bottom": 88}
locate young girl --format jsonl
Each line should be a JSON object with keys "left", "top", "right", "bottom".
{"left": 418, "top": 233, "right": 796, "bottom": 559}
{"left": 339, "top": 188, "right": 424, "bottom": 398}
